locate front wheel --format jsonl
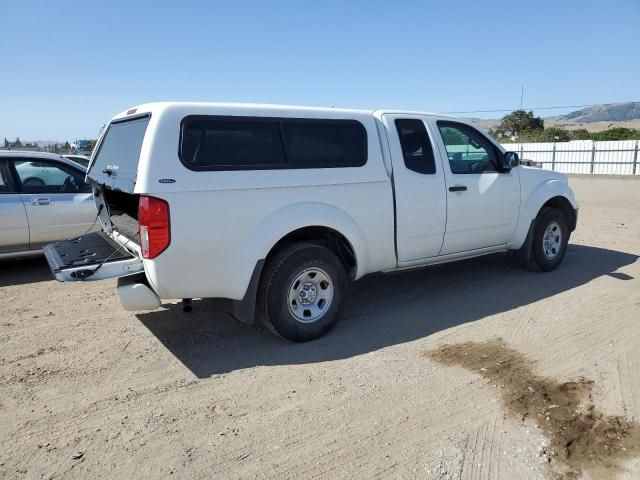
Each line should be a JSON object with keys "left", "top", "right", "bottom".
{"left": 530, "top": 207, "right": 570, "bottom": 271}
{"left": 257, "top": 243, "right": 348, "bottom": 342}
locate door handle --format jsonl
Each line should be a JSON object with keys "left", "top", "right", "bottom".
{"left": 448, "top": 185, "right": 467, "bottom": 192}
{"left": 31, "top": 198, "right": 53, "bottom": 206}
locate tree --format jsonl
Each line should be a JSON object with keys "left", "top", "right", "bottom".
{"left": 63, "top": 141, "right": 71, "bottom": 151}
{"left": 14, "top": 137, "right": 22, "bottom": 147}
{"left": 538, "top": 127, "right": 572, "bottom": 142}
{"left": 493, "top": 110, "right": 544, "bottom": 140}
{"left": 3, "top": 138, "right": 8, "bottom": 148}
{"left": 571, "top": 129, "right": 592, "bottom": 140}
{"left": 591, "top": 127, "right": 640, "bottom": 141}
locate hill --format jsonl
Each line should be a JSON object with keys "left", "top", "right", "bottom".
{"left": 561, "top": 102, "right": 640, "bottom": 123}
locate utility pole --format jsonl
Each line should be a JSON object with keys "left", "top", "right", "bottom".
{"left": 520, "top": 85, "right": 524, "bottom": 111}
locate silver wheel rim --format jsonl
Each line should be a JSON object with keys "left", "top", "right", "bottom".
{"left": 287, "top": 267, "right": 334, "bottom": 323}
{"left": 542, "top": 221, "right": 562, "bottom": 260}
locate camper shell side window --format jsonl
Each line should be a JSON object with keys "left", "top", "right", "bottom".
{"left": 179, "top": 115, "right": 368, "bottom": 171}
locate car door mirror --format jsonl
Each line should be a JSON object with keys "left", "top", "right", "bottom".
{"left": 502, "top": 151, "right": 520, "bottom": 171}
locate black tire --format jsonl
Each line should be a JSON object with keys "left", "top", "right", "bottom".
{"left": 257, "top": 242, "right": 348, "bottom": 342}
{"left": 531, "top": 207, "right": 570, "bottom": 272}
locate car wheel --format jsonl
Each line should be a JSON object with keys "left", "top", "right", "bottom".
{"left": 531, "top": 207, "right": 569, "bottom": 272}
{"left": 258, "top": 242, "right": 348, "bottom": 342}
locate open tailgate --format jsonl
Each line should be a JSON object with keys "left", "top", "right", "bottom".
{"left": 44, "top": 231, "right": 144, "bottom": 282}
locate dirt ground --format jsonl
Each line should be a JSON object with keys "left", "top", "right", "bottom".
{"left": 1, "top": 177, "right": 639, "bottom": 480}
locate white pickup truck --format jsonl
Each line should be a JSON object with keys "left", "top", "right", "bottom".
{"left": 44, "top": 102, "right": 578, "bottom": 341}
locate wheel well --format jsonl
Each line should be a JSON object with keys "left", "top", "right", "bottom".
{"left": 266, "top": 226, "right": 357, "bottom": 279}
{"left": 541, "top": 196, "right": 576, "bottom": 231}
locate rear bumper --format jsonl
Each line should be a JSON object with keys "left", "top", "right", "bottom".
{"left": 117, "top": 278, "right": 161, "bottom": 311}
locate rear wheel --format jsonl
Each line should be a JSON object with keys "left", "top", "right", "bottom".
{"left": 530, "top": 207, "right": 569, "bottom": 271}
{"left": 258, "top": 243, "right": 348, "bottom": 342}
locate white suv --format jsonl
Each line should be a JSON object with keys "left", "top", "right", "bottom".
{"left": 44, "top": 102, "right": 578, "bottom": 341}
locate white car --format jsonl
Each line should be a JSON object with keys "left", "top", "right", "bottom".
{"left": 44, "top": 102, "right": 578, "bottom": 341}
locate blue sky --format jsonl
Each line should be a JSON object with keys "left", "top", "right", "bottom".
{"left": 1, "top": 0, "right": 638, "bottom": 141}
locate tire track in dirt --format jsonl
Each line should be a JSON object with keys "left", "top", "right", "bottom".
{"left": 618, "top": 351, "right": 640, "bottom": 423}
{"left": 520, "top": 303, "right": 639, "bottom": 386}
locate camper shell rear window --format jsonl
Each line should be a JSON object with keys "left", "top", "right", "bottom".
{"left": 89, "top": 114, "right": 151, "bottom": 179}
{"left": 179, "top": 115, "right": 367, "bottom": 171}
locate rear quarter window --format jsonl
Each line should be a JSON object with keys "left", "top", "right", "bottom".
{"left": 394, "top": 119, "right": 436, "bottom": 174}
{"left": 179, "top": 116, "right": 367, "bottom": 170}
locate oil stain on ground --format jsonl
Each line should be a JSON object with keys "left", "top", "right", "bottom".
{"left": 425, "top": 339, "right": 640, "bottom": 479}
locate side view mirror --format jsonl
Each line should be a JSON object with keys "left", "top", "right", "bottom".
{"left": 502, "top": 151, "right": 520, "bottom": 170}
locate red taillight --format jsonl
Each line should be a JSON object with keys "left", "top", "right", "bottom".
{"left": 138, "top": 195, "right": 170, "bottom": 259}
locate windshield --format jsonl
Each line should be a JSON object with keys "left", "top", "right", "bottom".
{"left": 89, "top": 115, "right": 150, "bottom": 180}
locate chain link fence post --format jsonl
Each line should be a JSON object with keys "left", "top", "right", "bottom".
{"left": 590, "top": 141, "right": 597, "bottom": 174}
{"left": 633, "top": 140, "right": 639, "bottom": 176}
{"left": 551, "top": 142, "right": 556, "bottom": 171}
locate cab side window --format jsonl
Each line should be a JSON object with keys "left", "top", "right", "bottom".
{"left": 395, "top": 119, "right": 436, "bottom": 174}
{"left": 13, "top": 160, "right": 91, "bottom": 194}
{"left": 437, "top": 121, "right": 498, "bottom": 174}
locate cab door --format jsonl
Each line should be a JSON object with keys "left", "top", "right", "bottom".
{"left": 382, "top": 114, "right": 447, "bottom": 263}
{"left": 0, "top": 159, "right": 29, "bottom": 253}
{"left": 10, "top": 158, "right": 97, "bottom": 249}
{"left": 428, "top": 118, "right": 520, "bottom": 254}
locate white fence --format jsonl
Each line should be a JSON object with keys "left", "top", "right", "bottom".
{"left": 500, "top": 140, "right": 640, "bottom": 175}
